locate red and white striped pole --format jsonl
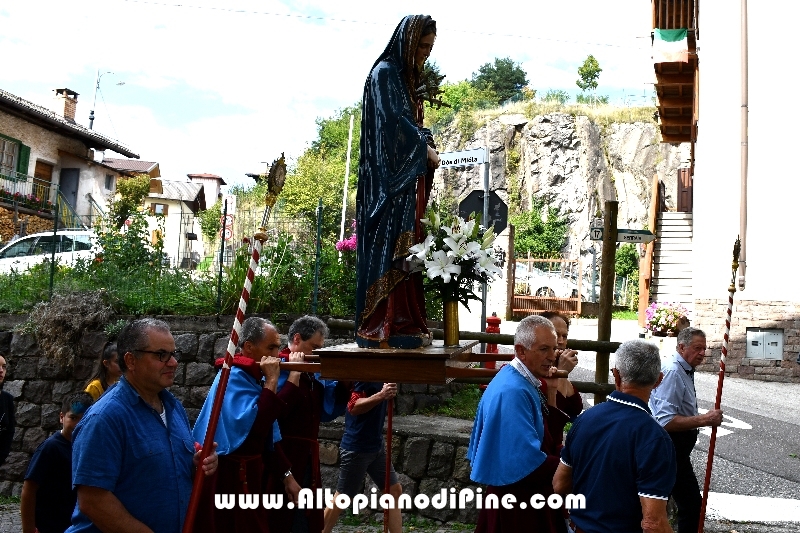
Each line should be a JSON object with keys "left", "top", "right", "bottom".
{"left": 698, "top": 238, "right": 741, "bottom": 533}
{"left": 182, "top": 229, "right": 268, "bottom": 533}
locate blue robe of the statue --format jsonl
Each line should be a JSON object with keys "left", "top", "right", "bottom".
{"left": 354, "top": 15, "right": 432, "bottom": 347}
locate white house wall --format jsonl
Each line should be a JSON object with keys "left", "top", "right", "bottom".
{"left": 692, "top": 0, "right": 800, "bottom": 382}
{"left": 147, "top": 200, "right": 202, "bottom": 268}
{"left": 693, "top": 0, "right": 799, "bottom": 303}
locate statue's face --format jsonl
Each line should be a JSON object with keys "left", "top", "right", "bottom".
{"left": 415, "top": 33, "right": 435, "bottom": 69}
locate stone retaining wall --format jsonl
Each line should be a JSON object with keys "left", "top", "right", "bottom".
{"left": 693, "top": 299, "right": 800, "bottom": 383}
{"left": 0, "top": 314, "right": 473, "bottom": 511}
{"left": 318, "top": 415, "right": 479, "bottom": 524}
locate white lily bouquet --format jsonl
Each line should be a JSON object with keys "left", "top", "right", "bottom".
{"left": 407, "top": 202, "right": 502, "bottom": 308}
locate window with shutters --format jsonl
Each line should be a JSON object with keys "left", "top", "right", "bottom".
{"left": 0, "top": 133, "right": 30, "bottom": 178}
{"left": 0, "top": 137, "right": 18, "bottom": 177}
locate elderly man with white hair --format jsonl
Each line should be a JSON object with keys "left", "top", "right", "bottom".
{"left": 553, "top": 340, "right": 677, "bottom": 533}
{"left": 467, "top": 315, "right": 566, "bottom": 533}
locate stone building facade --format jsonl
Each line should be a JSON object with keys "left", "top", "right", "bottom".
{"left": 693, "top": 299, "right": 800, "bottom": 383}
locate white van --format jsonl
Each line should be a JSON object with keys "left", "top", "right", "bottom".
{"left": 0, "top": 230, "right": 97, "bottom": 274}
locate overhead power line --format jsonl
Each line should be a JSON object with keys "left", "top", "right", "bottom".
{"left": 121, "top": 0, "right": 648, "bottom": 50}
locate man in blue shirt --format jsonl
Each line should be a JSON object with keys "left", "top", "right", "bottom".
{"left": 554, "top": 340, "right": 677, "bottom": 533}
{"left": 322, "top": 382, "right": 401, "bottom": 533}
{"left": 648, "top": 327, "right": 723, "bottom": 533}
{"left": 67, "top": 318, "right": 219, "bottom": 533}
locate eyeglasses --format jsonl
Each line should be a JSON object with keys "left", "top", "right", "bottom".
{"left": 135, "top": 349, "right": 182, "bottom": 363}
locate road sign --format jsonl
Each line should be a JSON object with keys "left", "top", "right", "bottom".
{"left": 221, "top": 194, "right": 237, "bottom": 216}
{"left": 439, "top": 148, "right": 485, "bottom": 168}
{"left": 590, "top": 227, "right": 603, "bottom": 241}
{"left": 220, "top": 227, "right": 233, "bottom": 241}
{"left": 617, "top": 229, "right": 655, "bottom": 243}
{"left": 220, "top": 214, "right": 235, "bottom": 227}
{"left": 458, "top": 190, "right": 508, "bottom": 234}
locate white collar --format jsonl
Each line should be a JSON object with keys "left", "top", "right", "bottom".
{"left": 607, "top": 394, "right": 650, "bottom": 413}
{"left": 509, "top": 357, "right": 542, "bottom": 389}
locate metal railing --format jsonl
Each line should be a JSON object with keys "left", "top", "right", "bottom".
{"left": 652, "top": 0, "right": 698, "bottom": 31}
{"left": 0, "top": 171, "right": 56, "bottom": 213}
{"left": 0, "top": 172, "right": 90, "bottom": 230}
{"left": 56, "top": 192, "right": 87, "bottom": 230}
{"left": 86, "top": 193, "right": 106, "bottom": 228}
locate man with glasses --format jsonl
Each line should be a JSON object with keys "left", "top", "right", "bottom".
{"left": 467, "top": 315, "right": 566, "bottom": 532}
{"left": 67, "top": 318, "right": 218, "bottom": 533}
{"left": 649, "top": 327, "right": 723, "bottom": 533}
{"left": 193, "top": 316, "right": 285, "bottom": 532}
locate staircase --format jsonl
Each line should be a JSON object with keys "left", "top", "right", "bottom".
{"left": 651, "top": 212, "right": 693, "bottom": 309}
{"left": 56, "top": 192, "right": 88, "bottom": 230}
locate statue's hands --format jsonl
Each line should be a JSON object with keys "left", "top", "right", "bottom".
{"left": 427, "top": 146, "right": 440, "bottom": 169}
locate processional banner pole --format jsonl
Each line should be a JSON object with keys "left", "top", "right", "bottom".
{"left": 183, "top": 155, "right": 286, "bottom": 533}
{"left": 384, "top": 397, "right": 394, "bottom": 533}
{"left": 698, "top": 237, "right": 741, "bottom": 533}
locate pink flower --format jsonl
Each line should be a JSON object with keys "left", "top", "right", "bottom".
{"left": 336, "top": 233, "right": 357, "bottom": 252}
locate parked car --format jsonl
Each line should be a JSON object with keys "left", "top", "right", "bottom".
{"left": 0, "top": 230, "right": 97, "bottom": 274}
{"left": 514, "top": 263, "right": 581, "bottom": 298}
{"left": 514, "top": 262, "right": 610, "bottom": 300}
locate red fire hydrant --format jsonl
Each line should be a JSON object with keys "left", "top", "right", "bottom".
{"left": 480, "top": 313, "right": 502, "bottom": 391}
{"left": 484, "top": 312, "right": 501, "bottom": 369}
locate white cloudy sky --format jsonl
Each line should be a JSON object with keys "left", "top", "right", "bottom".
{"left": 0, "top": 0, "right": 655, "bottom": 188}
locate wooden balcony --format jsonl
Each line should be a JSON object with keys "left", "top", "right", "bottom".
{"left": 652, "top": 0, "right": 699, "bottom": 144}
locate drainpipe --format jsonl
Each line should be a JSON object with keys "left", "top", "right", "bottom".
{"left": 738, "top": 0, "right": 748, "bottom": 290}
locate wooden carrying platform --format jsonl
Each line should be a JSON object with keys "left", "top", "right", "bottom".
{"left": 311, "top": 340, "right": 479, "bottom": 384}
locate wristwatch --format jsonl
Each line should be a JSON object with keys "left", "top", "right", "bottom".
{"left": 284, "top": 470, "right": 292, "bottom": 479}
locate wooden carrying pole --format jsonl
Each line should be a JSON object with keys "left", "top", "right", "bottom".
{"left": 698, "top": 238, "right": 741, "bottom": 533}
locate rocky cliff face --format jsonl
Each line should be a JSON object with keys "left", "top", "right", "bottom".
{"left": 431, "top": 112, "right": 689, "bottom": 263}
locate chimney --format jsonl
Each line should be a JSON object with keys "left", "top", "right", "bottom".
{"left": 53, "top": 88, "right": 79, "bottom": 122}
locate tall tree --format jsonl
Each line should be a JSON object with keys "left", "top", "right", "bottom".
{"left": 576, "top": 55, "right": 602, "bottom": 93}
{"left": 471, "top": 57, "right": 528, "bottom": 105}
{"left": 510, "top": 198, "right": 569, "bottom": 259}
{"left": 279, "top": 105, "right": 361, "bottom": 237}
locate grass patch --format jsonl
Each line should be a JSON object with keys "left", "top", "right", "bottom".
{"left": 612, "top": 310, "right": 638, "bottom": 320}
{"left": 0, "top": 495, "right": 19, "bottom": 504}
{"left": 417, "top": 385, "right": 482, "bottom": 420}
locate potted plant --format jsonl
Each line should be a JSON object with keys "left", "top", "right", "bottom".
{"left": 645, "top": 301, "right": 689, "bottom": 336}
{"left": 407, "top": 203, "right": 501, "bottom": 345}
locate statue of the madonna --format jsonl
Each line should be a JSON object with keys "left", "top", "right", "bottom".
{"left": 355, "top": 15, "right": 440, "bottom": 348}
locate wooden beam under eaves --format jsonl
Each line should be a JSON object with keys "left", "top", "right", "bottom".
{"left": 660, "top": 115, "right": 693, "bottom": 126}
{"left": 657, "top": 96, "right": 694, "bottom": 108}
{"left": 654, "top": 73, "right": 695, "bottom": 85}
{"left": 661, "top": 133, "right": 691, "bottom": 144}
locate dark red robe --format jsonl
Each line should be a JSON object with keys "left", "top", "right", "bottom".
{"left": 195, "top": 386, "right": 284, "bottom": 533}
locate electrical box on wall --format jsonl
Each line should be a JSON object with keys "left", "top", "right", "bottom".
{"left": 745, "top": 328, "right": 784, "bottom": 360}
